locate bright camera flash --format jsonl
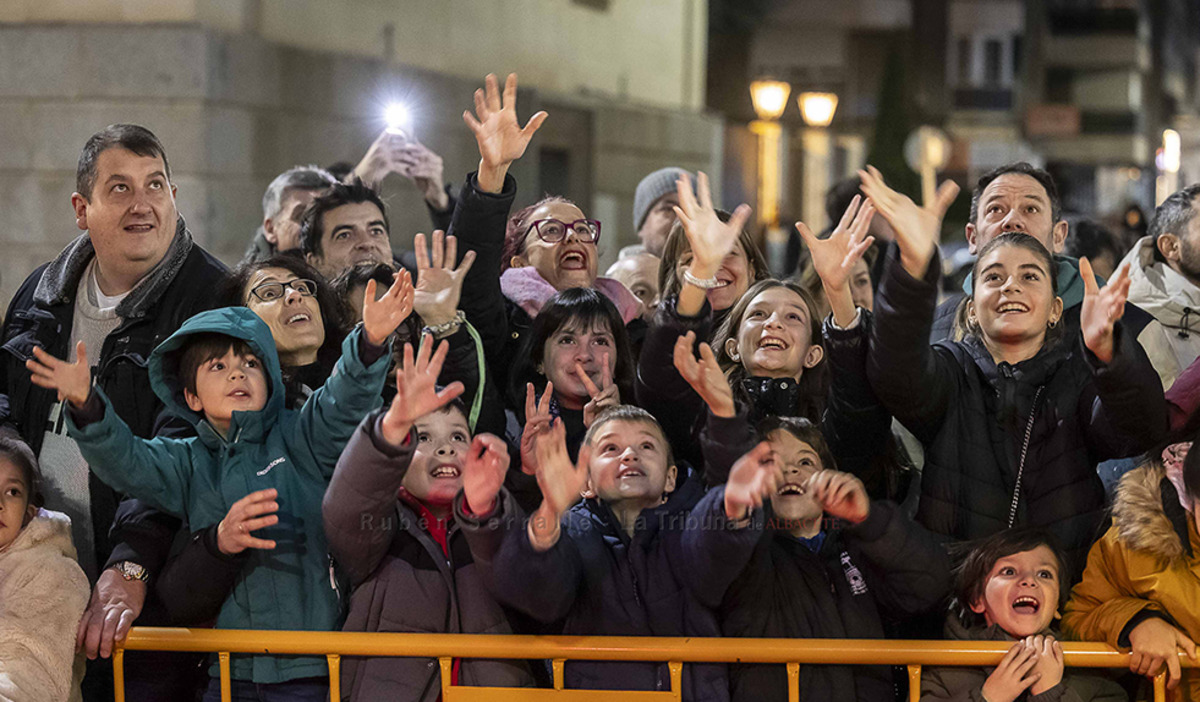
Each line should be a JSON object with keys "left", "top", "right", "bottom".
{"left": 384, "top": 103, "right": 410, "bottom": 135}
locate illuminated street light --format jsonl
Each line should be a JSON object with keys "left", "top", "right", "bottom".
{"left": 797, "top": 92, "right": 838, "bottom": 128}
{"left": 750, "top": 80, "right": 791, "bottom": 121}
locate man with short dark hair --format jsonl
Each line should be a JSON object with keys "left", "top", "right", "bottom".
{"left": 300, "top": 181, "right": 398, "bottom": 280}
{"left": 930, "top": 162, "right": 1149, "bottom": 342}
{"left": 1116, "top": 183, "right": 1200, "bottom": 387}
{"left": 0, "top": 123, "right": 227, "bottom": 700}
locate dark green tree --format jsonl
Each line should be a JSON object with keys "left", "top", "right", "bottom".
{"left": 866, "top": 45, "right": 920, "bottom": 199}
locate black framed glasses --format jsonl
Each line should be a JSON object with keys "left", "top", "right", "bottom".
{"left": 528, "top": 218, "right": 601, "bottom": 244}
{"left": 250, "top": 278, "right": 317, "bottom": 302}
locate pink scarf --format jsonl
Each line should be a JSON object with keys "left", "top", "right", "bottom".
{"left": 500, "top": 266, "right": 641, "bottom": 324}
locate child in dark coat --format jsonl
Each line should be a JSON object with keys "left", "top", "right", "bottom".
{"left": 455, "top": 405, "right": 758, "bottom": 702}
{"left": 323, "top": 336, "right": 534, "bottom": 701}
{"left": 685, "top": 418, "right": 951, "bottom": 702}
{"left": 921, "top": 529, "right": 1126, "bottom": 702}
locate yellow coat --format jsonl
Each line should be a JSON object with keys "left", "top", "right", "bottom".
{"left": 1063, "top": 463, "right": 1200, "bottom": 701}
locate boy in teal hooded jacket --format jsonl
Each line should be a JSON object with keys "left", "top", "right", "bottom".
{"left": 27, "top": 272, "right": 415, "bottom": 688}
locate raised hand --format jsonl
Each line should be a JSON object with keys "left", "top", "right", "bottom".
{"left": 462, "top": 73, "right": 548, "bottom": 193}
{"left": 533, "top": 419, "right": 590, "bottom": 519}
{"left": 397, "top": 142, "right": 450, "bottom": 209}
{"left": 413, "top": 230, "right": 477, "bottom": 329}
{"left": 724, "top": 442, "right": 781, "bottom": 520}
{"left": 27, "top": 341, "right": 91, "bottom": 408}
{"left": 349, "top": 129, "right": 401, "bottom": 189}
{"left": 858, "top": 165, "right": 959, "bottom": 279}
{"left": 981, "top": 641, "right": 1042, "bottom": 702}
{"left": 1080, "top": 258, "right": 1131, "bottom": 364}
{"left": 805, "top": 470, "right": 870, "bottom": 525}
{"left": 1128, "top": 617, "right": 1198, "bottom": 689}
{"left": 673, "top": 171, "right": 752, "bottom": 280}
{"left": 795, "top": 195, "right": 875, "bottom": 327}
{"left": 380, "top": 335, "right": 465, "bottom": 445}
{"left": 216, "top": 489, "right": 279, "bottom": 555}
{"left": 462, "top": 433, "right": 510, "bottom": 516}
{"left": 1024, "top": 635, "right": 1064, "bottom": 695}
{"left": 576, "top": 354, "right": 619, "bottom": 427}
{"left": 673, "top": 331, "right": 735, "bottom": 418}
{"left": 362, "top": 268, "right": 414, "bottom": 346}
{"left": 520, "top": 381, "right": 555, "bottom": 476}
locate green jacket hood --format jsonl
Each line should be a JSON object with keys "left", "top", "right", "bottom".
{"left": 961, "top": 253, "right": 1089, "bottom": 308}
{"left": 148, "top": 306, "right": 285, "bottom": 431}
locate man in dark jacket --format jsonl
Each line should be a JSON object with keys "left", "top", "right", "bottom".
{"left": 0, "top": 124, "right": 227, "bottom": 701}
{"left": 931, "top": 162, "right": 1151, "bottom": 343}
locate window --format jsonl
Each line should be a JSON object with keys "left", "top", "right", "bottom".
{"left": 984, "top": 39, "right": 1003, "bottom": 86}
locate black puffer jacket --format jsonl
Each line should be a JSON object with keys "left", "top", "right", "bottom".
{"left": 455, "top": 480, "right": 730, "bottom": 702}
{"left": 684, "top": 488, "right": 951, "bottom": 702}
{"left": 868, "top": 244, "right": 1167, "bottom": 579}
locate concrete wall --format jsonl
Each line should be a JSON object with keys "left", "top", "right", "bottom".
{"left": 0, "top": 20, "right": 722, "bottom": 305}
{"left": 0, "top": 0, "right": 708, "bottom": 112}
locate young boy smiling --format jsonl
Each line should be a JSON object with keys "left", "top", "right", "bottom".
{"left": 27, "top": 272, "right": 414, "bottom": 698}
{"left": 454, "top": 405, "right": 766, "bottom": 701}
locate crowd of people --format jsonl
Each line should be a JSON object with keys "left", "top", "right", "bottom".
{"left": 4, "top": 70, "right": 1200, "bottom": 702}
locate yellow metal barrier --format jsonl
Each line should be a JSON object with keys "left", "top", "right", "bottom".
{"left": 115, "top": 628, "right": 1182, "bottom": 702}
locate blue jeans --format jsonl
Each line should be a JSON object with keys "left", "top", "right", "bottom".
{"left": 201, "top": 676, "right": 328, "bottom": 702}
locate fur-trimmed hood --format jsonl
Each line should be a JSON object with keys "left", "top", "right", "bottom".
{"left": 1112, "top": 463, "right": 1194, "bottom": 562}
{"left": 32, "top": 216, "right": 194, "bottom": 318}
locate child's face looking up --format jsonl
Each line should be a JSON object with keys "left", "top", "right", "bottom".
{"left": 969, "top": 245, "right": 1062, "bottom": 349}
{"left": 402, "top": 408, "right": 471, "bottom": 509}
{"left": 767, "top": 430, "right": 823, "bottom": 526}
{"left": 184, "top": 348, "right": 269, "bottom": 436}
{"left": 0, "top": 458, "right": 35, "bottom": 551}
{"left": 971, "top": 545, "right": 1061, "bottom": 638}
{"left": 588, "top": 419, "right": 676, "bottom": 506}
{"left": 730, "top": 287, "right": 823, "bottom": 381}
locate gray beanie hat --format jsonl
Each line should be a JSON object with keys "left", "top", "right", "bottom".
{"left": 633, "top": 167, "right": 694, "bottom": 233}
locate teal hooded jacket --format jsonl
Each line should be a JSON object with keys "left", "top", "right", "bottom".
{"left": 66, "top": 306, "right": 389, "bottom": 684}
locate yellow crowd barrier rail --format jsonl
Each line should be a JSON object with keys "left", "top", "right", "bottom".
{"left": 115, "top": 628, "right": 1179, "bottom": 702}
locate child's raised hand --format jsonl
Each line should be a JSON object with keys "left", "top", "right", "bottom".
{"left": 1024, "top": 635, "right": 1064, "bottom": 695}
{"left": 1128, "top": 616, "right": 1198, "bottom": 689}
{"left": 216, "top": 488, "right": 279, "bottom": 555}
{"left": 533, "top": 419, "right": 590, "bottom": 520}
{"left": 520, "top": 381, "right": 554, "bottom": 476}
{"left": 673, "top": 171, "right": 752, "bottom": 281}
{"left": 462, "top": 433, "right": 509, "bottom": 516}
{"left": 858, "top": 165, "right": 959, "bottom": 279}
{"left": 673, "top": 331, "right": 735, "bottom": 418}
{"left": 981, "top": 641, "right": 1042, "bottom": 702}
{"left": 1080, "top": 258, "right": 1131, "bottom": 364}
{"left": 576, "top": 354, "right": 619, "bottom": 428}
{"left": 27, "top": 341, "right": 91, "bottom": 408}
{"left": 805, "top": 470, "right": 870, "bottom": 525}
{"left": 380, "top": 334, "right": 465, "bottom": 445}
{"left": 413, "top": 230, "right": 476, "bottom": 329}
{"left": 796, "top": 195, "right": 876, "bottom": 293}
{"left": 724, "top": 442, "right": 780, "bottom": 521}
{"left": 362, "top": 268, "right": 415, "bottom": 347}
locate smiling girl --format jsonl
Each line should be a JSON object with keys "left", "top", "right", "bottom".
{"left": 860, "top": 166, "right": 1167, "bottom": 580}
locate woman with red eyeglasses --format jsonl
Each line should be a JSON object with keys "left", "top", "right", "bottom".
{"left": 449, "top": 72, "right": 642, "bottom": 403}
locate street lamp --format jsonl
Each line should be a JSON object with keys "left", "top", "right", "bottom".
{"left": 797, "top": 92, "right": 838, "bottom": 128}
{"left": 797, "top": 91, "right": 839, "bottom": 233}
{"left": 1158, "top": 128, "right": 1182, "bottom": 205}
{"left": 750, "top": 80, "right": 791, "bottom": 121}
{"left": 748, "top": 80, "right": 791, "bottom": 229}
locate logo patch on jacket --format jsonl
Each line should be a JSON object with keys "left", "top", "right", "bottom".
{"left": 257, "top": 456, "right": 287, "bottom": 476}
{"left": 840, "top": 551, "right": 869, "bottom": 596}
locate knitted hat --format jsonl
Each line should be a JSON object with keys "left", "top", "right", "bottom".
{"left": 633, "top": 167, "right": 694, "bottom": 233}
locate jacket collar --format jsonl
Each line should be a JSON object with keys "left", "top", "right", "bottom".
{"left": 740, "top": 376, "right": 803, "bottom": 419}
{"left": 1113, "top": 463, "right": 1195, "bottom": 562}
{"left": 33, "top": 217, "right": 194, "bottom": 319}
{"left": 1119, "top": 234, "right": 1200, "bottom": 331}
